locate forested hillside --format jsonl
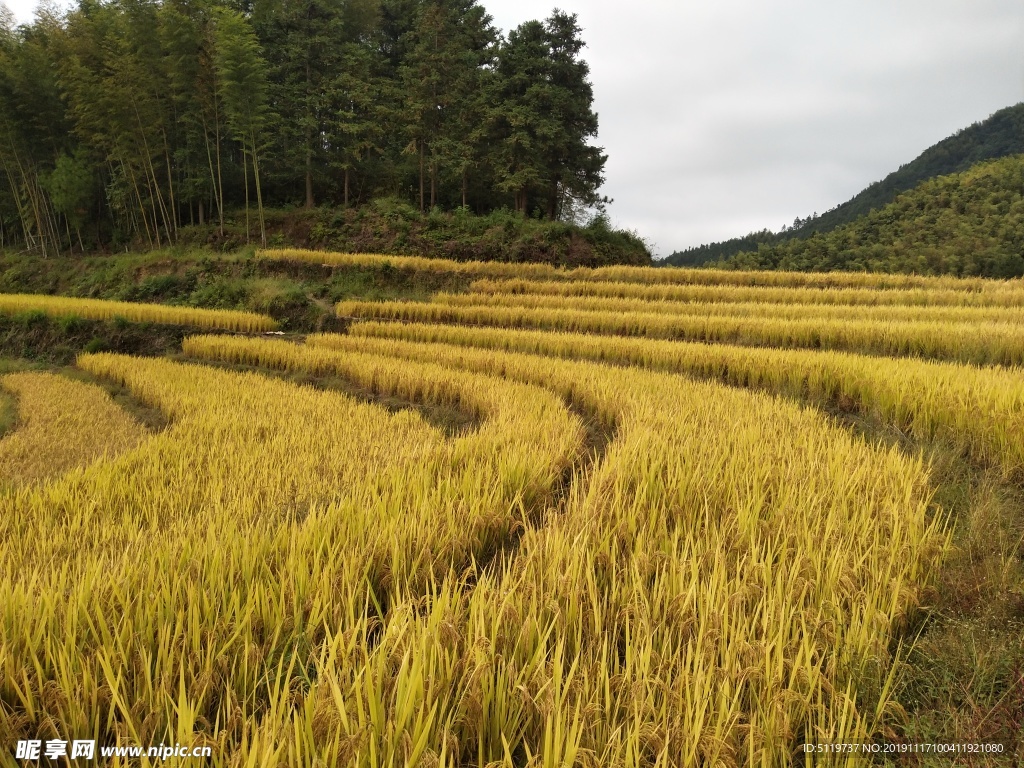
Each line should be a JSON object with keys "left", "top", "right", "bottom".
{"left": 0, "top": 0, "right": 614, "bottom": 258}
{"left": 665, "top": 102, "right": 1024, "bottom": 267}
{"left": 721, "top": 154, "right": 1024, "bottom": 277}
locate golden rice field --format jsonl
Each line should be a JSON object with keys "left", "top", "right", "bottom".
{"left": 434, "top": 288, "right": 1024, "bottom": 324}
{"left": 3, "top": 249, "right": 1024, "bottom": 766}
{"left": 468, "top": 277, "right": 1024, "bottom": 308}
{"left": 337, "top": 297, "right": 1024, "bottom": 366}
{"left": 0, "top": 372, "right": 148, "bottom": 487}
{"left": 0, "top": 293, "right": 278, "bottom": 331}
{"left": 259, "top": 248, "right": 1024, "bottom": 292}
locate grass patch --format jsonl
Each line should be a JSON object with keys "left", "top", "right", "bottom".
{"left": 894, "top": 456, "right": 1024, "bottom": 765}
{"left": 0, "top": 357, "right": 51, "bottom": 440}
{"left": 827, "top": 407, "right": 1024, "bottom": 763}
{"left": 0, "top": 382, "right": 18, "bottom": 440}
{"left": 0, "top": 312, "right": 188, "bottom": 364}
{"left": 0, "top": 247, "right": 475, "bottom": 333}
{"left": 0, "top": 354, "right": 169, "bottom": 437}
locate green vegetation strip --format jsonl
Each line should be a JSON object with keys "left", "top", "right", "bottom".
{"left": 726, "top": 155, "right": 1024, "bottom": 277}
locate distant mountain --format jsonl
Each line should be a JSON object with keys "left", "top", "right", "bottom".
{"left": 719, "top": 154, "right": 1024, "bottom": 277}
{"left": 662, "top": 230, "right": 777, "bottom": 267}
{"left": 663, "top": 102, "right": 1024, "bottom": 267}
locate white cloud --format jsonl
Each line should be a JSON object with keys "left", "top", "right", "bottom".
{"left": 488, "top": 0, "right": 1024, "bottom": 255}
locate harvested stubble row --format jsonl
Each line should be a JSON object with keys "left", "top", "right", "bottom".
{"left": 187, "top": 333, "right": 946, "bottom": 765}
{"left": 350, "top": 321, "right": 1024, "bottom": 482}
{"left": 436, "top": 290, "right": 1024, "bottom": 325}
{"left": 470, "top": 277, "right": 1024, "bottom": 308}
{"left": 0, "top": 293, "right": 278, "bottom": 331}
{"left": 0, "top": 372, "right": 147, "bottom": 487}
{"left": 262, "top": 247, "right": 1020, "bottom": 291}
{"left": 0, "top": 352, "right": 582, "bottom": 760}
{"left": 337, "top": 298, "right": 1024, "bottom": 366}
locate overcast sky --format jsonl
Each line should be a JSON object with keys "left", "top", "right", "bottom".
{"left": 485, "top": 0, "right": 1024, "bottom": 256}
{"left": 6, "top": 0, "right": 1024, "bottom": 256}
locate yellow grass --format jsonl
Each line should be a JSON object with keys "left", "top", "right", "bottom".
{"left": 0, "top": 293, "right": 278, "bottom": 331}
{"left": 259, "top": 248, "right": 565, "bottom": 280}
{"left": 1, "top": 351, "right": 581, "bottom": 761}
{"left": 338, "top": 298, "right": 1024, "bottom": 365}
{"left": 470, "top": 277, "right": 1024, "bottom": 307}
{"left": 436, "top": 289, "right": 1024, "bottom": 325}
{"left": 4, "top": 253, "right": 999, "bottom": 764}
{"left": 586, "top": 265, "right": 1016, "bottom": 290}
{"left": 263, "top": 247, "right": 1023, "bottom": 291}
{"left": 346, "top": 321, "right": 1024, "bottom": 480}
{"left": 182, "top": 333, "right": 946, "bottom": 764}
{"left": 0, "top": 372, "right": 148, "bottom": 487}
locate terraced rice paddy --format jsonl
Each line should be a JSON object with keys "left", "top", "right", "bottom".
{"left": 3, "top": 250, "right": 1023, "bottom": 766}
{"left": 0, "top": 293, "right": 278, "bottom": 331}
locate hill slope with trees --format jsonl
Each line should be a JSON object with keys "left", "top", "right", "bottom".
{"left": 719, "top": 154, "right": 1024, "bottom": 277}
{"left": 665, "top": 102, "right": 1024, "bottom": 267}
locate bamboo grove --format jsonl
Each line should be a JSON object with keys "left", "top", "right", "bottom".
{"left": 0, "top": 0, "right": 607, "bottom": 254}
{"left": 7, "top": 250, "right": 1024, "bottom": 764}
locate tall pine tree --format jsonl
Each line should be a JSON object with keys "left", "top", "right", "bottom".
{"left": 487, "top": 10, "right": 605, "bottom": 217}
{"left": 400, "top": 0, "right": 496, "bottom": 210}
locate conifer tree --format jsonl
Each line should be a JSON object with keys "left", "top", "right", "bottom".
{"left": 487, "top": 11, "right": 605, "bottom": 217}
{"left": 400, "top": 0, "right": 496, "bottom": 210}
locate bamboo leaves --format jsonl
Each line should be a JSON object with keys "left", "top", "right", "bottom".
{"left": 212, "top": 8, "right": 270, "bottom": 246}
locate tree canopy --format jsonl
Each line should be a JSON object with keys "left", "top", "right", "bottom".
{"left": 0, "top": 0, "right": 608, "bottom": 253}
